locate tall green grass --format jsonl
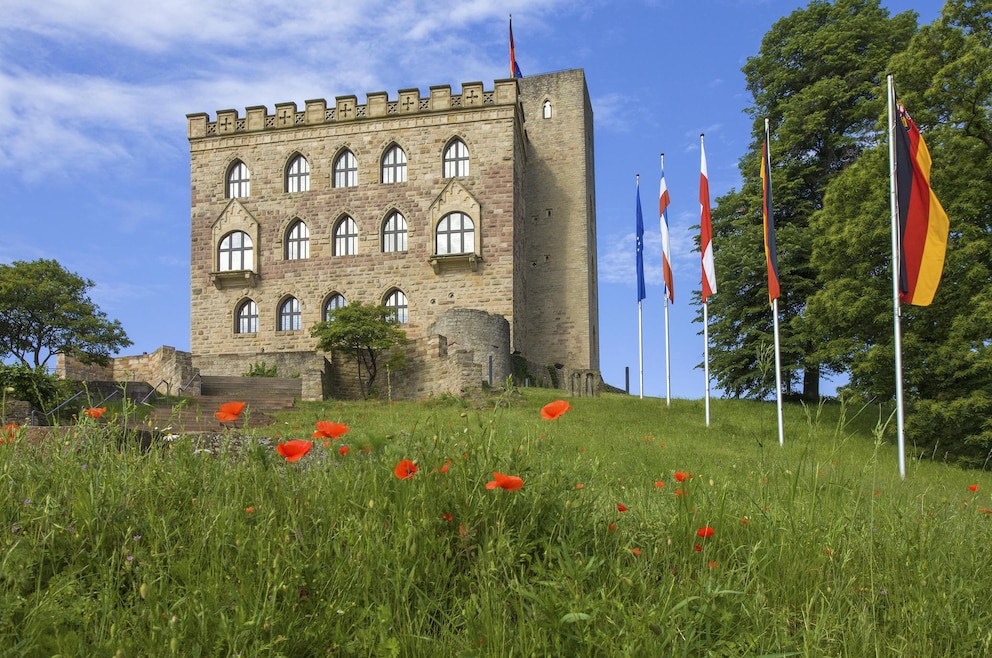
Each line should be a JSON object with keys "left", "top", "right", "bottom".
{"left": 2, "top": 390, "right": 991, "bottom": 656}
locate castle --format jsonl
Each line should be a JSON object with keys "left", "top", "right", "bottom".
{"left": 61, "top": 70, "right": 602, "bottom": 401}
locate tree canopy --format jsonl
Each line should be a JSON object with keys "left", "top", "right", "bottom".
{"left": 0, "top": 259, "right": 132, "bottom": 368}
{"left": 310, "top": 301, "right": 409, "bottom": 399}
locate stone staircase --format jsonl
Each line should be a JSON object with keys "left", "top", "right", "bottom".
{"left": 142, "top": 376, "right": 302, "bottom": 434}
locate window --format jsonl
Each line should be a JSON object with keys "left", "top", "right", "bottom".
{"left": 435, "top": 212, "right": 475, "bottom": 255}
{"left": 381, "top": 145, "right": 407, "bottom": 183}
{"left": 334, "top": 150, "right": 357, "bottom": 188}
{"left": 286, "top": 154, "right": 310, "bottom": 193}
{"left": 227, "top": 160, "right": 250, "bottom": 198}
{"left": 285, "top": 220, "right": 309, "bottom": 260}
{"left": 323, "top": 293, "right": 347, "bottom": 321}
{"left": 236, "top": 299, "right": 258, "bottom": 334}
{"left": 385, "top": 289, "right": 408, "bottom": 324}
{"left": 443, "top": 139, "right": 469, "bottom": 178}
{"left": 333, "top": 216, "right": 358, "bottom": 256}
{"left": 218, "top": 231, "right": 253, "bottom": 271}
{"left": 278, "top": 297, "right": 302, "bottom": 331}
{"left": 543, "top": 100, "right": 552, "bottom": 119}
{"left": 382, "top": 212, "right": 408, "bottom": 253}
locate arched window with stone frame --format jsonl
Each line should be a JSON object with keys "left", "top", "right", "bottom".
{"left": 217, "top": 231, "right": 254, "bottom": 271}
{"left": 443, "top": 138, "right": 469, "bottom": 178}
{"left": 435, "top": 212, "right": 475, "bottom": 256}
{"left": 226, "top": 160, "right": 250, "bottom": 198}
{"left": 322, "top": 293, "right": 347, "bottom": 321}
{"left": 235, "top": 299, "right": 258, "bottom": 334}
{"left": 384, "top": 288, "right": 408, "bottom": 324}
{"left": 381, "top": 144, "right": 407, "bottom": 184}
{"left": 277, "top": 296, "right": 302, "bottom": 332}
{"left": 333, "top": 216, "right": 358, "bottom": 256}
{"left": 381, "top": 211, "right": 408, "bottom": 253}
{"left": 543, "top": 99, "right": 552, "bottom": 119}
{"left": 285, "top": 154, "right": 310, "bottom": 193}
{"left": 333, "top": 149, "right": 357, "bottom": 188}
{"left": 285, "top": 219, "right": 310, "bottom": 260}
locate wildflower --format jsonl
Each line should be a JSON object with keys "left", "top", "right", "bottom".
{"left": 276, "top": 440, "right": 313, "bottom": 462}
{"left": 631, "top": 548, "right": 641, "bottom": 556}
{"left": 540, "top": 399, "right": 572, "bottom": 420}
{"left": 84, "top": 407, "right": 107, "bottom": 419}
{"left": 575, "top": 483, "right": 585, "bottom": 489}
{"left": 697, "top": 526, "right": 715, "bottom": 538}
{"left": 694, "top": 544, "right": 702, "bottom": 552}
{"left": 654, "top": 481, "right": 665, "bottom": 488}
{"left": 441, "top": 513, "right": 453, "bottom": 523}
{"left": 707, "top": 561, "right": 719, "bottom": 569}
{"left": 2, "top": 423, "right": 19, "bottom": 443}
{"left": 440, "top": 459, "right": 452, "bottom": 474}
{"left": 616, "top": 503, "right": 629, "bottom": 512}
{"left": 245, "top": 506, "right": 255, "bottom": 513}
{"left": 313, "top": 421, "right": 349, "bottom": 440}
{"left": 608, "top": 523, "right": 617, "bottom": 532}
{"left": 338, "top": 445, "right": 350, "bottom": 456}
{"left": 969, "top": 485, "right": 980, "bottom": 492}
{"left": 674, "top": 488, "right": 684, "bottom": 497}
{"left": 674, "top": 471, "right": 690, "bottom": 482}
{"left": 215, "top": 401, "right": 247, "bottom": 423}
{"left": 394, "top": 459, "right": 418, "bottom": 479}
{"left": 741, "top": 517, "right": 749, "bottom": 525}
{"left": 486, "top": 472, "right": 524, "bottom": 491}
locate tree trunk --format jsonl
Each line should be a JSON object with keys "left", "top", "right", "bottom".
{"left": 802, "top": 365, "right": 820, "bottom": 402}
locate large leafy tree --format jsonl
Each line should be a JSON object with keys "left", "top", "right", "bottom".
{"left": 0, "top": 259, "right": 132, "bottom": 368}
{"left": 705, "top": 0, "right": 916, "bottom": 400}
{"left": 310, "top": 301, "right": 409, "bottom": 399}
{"left": 807, "top": 0, "right": 992, "bottom": 462}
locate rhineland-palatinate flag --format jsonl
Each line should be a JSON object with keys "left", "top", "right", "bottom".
{"left": 895, "top": 104, "right": 949, "bottom": 306}
{"left": 700, "top": 136, "right": 716, "bottom": 303}
{"left": 761, "top": 124, "right": 780, "bottom": 302}
{"left": 509, "top": 17, "right": 523, "bottom": 79}
{"left": 636, "top": 178, "right": 646, "bottom": 302}
{"left": 660, "top": 167, "right": 674, "bottom": 303}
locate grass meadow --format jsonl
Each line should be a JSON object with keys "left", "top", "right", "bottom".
{"left": 2, "top": 388, "right": 992, "bottom": 657}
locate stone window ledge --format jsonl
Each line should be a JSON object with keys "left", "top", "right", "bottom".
{"left": 429, "top": 253, "right": 481, "bottom": 274}
{"left": 210, "top": 270, "right": 259, "bottom": 289}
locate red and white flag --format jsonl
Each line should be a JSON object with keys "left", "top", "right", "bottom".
{"left": 700, "top": 136, "right": 716, "bottom": 303}
{"left": 660, "top": 166, "right": 674, "bottom": 303}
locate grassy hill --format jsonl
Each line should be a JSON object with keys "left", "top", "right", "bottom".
{"left": 2, "top": 389, "right": 991, "bottom": 656}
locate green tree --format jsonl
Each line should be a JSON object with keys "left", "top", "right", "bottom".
{"left": 807, "top": 0, "right": 992, "bottom": 462}
{"left": 310, "top": 301, "right": 409, "bottom": 399}
{"left": 0, "top": 259, "right": 132, "bottom": 368}
{"left": 705, "top": 0, "right": 916, "bottom": 400}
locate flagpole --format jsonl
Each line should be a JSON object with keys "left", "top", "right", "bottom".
{"left": 703, "top": 301, "right": 711, "bottom": 426}
{"left": 699, "top": 133, "right": 714, "bottom": 427}
{"left": 765, "top": 118, "right": 785, "bottom": 447}
{"left": 636, "top": 174, "right": 645, "bottom": 399}
{"left": 887, "top": 73, "right": 907, "bottom": 479}
{"left": 661, "top": 153, "right": 672, "bottom": 407}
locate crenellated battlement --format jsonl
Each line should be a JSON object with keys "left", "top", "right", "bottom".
{"left": 187, "top": 79, "right": 519, "bottom": 139}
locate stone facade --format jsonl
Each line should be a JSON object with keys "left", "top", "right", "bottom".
{"left": 186, "top": 70, "right": 601, "bottom": 399}
{"left": 57, "top": 346, "right": 197, "bottom": 396}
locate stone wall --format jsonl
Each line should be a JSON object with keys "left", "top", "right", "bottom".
{"left": 192, "top": 351, "right": 322, "bottom": 400}
{"left": 57, "top": 346, "right": 197, "bottom": 396}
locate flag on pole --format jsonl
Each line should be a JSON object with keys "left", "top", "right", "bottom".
{"left": 636, "top": 177, "right": 646, "bottom": 302}
{"left": 700, "top": 136, "right": 716, "bottom": 303}
{"left": 761, "top": 123, "right": 781, "bottom": 302}
{"left": 509, "top": 17, "right": 523, "bottom": 79}
{"left": 895, "top": 103, "right": 949, "bottom": 306}
{"left": 660, "top": 163, "right": 674, "bottom": 303}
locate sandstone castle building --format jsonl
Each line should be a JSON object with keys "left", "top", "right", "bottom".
{"left": 182, "top": 69, "right": 601, "bottom": 400}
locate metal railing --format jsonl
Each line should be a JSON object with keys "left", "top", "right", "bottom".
{"left": 31, "top": 390, "right": 85, "bottom": 426}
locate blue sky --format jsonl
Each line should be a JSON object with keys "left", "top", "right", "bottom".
{"left": 0, "top": 0, "right": 944, "bottom": 398}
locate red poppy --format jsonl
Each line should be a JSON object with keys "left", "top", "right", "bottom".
{"left": 674, "top": 471, "right": 690, "bottom": 482}
{"left": 84, "top": 407, "right": 107, "bottom": 419}
{"left": 486, "top": 472, "right": 524, "bottom": 491}
{"left": 616, "top": 503, "right": 629, "bottom": 512}
{"left": 697, "top": 526, "right": 715, "bottom": 538}
{"left": 631, "top": 548, "right": 641, "bottom": 556}
{"left": 575, "top": 483, "right": 585, "bottom": 489}
{"left": 608, "top": 523, "right": 617, "bottom": 532}
{"left": 707, "top": 561, "right": 719, "bottom": 569}
{"left": 215, "top": 401, "right": 247, "bottom": 423}
{"left": 968, "top": 484, "right": 980, "bottom": 492}
{"left": 441, "top": 513, "right": 453, "bottom": 523}
{"left": 2, "top": 423, "right": 19, "bottom": 443}
{"left": 674, "top": 488, "right": 684, "bottom": 497}
{"left": 540, "top": 399, "right": 572, "bottom": 420}
{"left": 741, "top": 517, "right": 749, "bottom": 525}
{"left": 338, "top": 445, "right": 350, "bottom": 456}
{"left": 394, "top": 459, "right": 418, "bottom": 479}
{"left": 440, "top": 459, "right": 452, "bottom": 474}
{"left": 276, "top": 440, "right": 312, "bottom": 462}
{"left": 245, "top": 506, "right": 255, "bottom": 513}
{"left": 694, "top": 544, "right": 702, "bottom": 552}
{"left": 654, "top": 481, "right": 665, "bottom": 488}
{"left": 312, "top": 421, "right": 349, "bottom": 440}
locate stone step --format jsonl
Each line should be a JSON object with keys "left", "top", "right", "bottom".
{"left": 199, "top": 375, "right": 302, "bottom": 400}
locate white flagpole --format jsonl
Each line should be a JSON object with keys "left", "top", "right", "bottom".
{"left": 887, "top": 73, "right": 907, "bottom": 479}
{"left": 765, "top": 118, "right": 785, "bottom": 447}
{"left": 703, "top": 301, "right": 711, "bottom": 426}
{"left": 637, "top": 174, "right": 645, "bottom": 399}
{"left": 661, "top": 153, "right": 672, "bottom": 407}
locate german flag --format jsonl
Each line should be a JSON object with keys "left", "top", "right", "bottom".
{"left": 895, "top": 104, "right": 949, "bottom": 306}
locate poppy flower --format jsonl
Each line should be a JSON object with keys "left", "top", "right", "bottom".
{"left": 575, "top": 483, "right": 585, "bottom": 489}
{"left": 674, "top": 471, "right": 690, "bottom": 482}
{"left": 969, "top": 485, "right": 980, "bottom": 492}
{"left": 616, "top": 503, "right": 629, "bottom": 512}
{"left": 215, "top": 401, "right": 247, "bottom": 423}
{"left": 440, "top": 459, "right": 452, "bottom": 474}
{"left": 707, "top": 561, "right": 719, "bottom": 569}
{"left": 694, "top": 544, "right": 702, "bottom": 552}
{"left": 313, "top": 421, "right": 349, "bottom": 440}
{"left": 540, "top": 399, "right": 572, "bottom": 420}
{"left": 486, "top": 472, "right": 524, "bottom": 491}
{"left": 441, "top": 513, "right": 453, "bottom": 523}
{"left": 654, "top": 481, "right": 665, "bottom": 488}
{"left": 394, "top": 459, "right": 418, "bottom": 479}
{"left": 697, "top": 526, "right": 715, "bottom": 538}
{"left": 84, "top": 407, "right": 107, "bottom": 419}
{"left": 245, "top": 506, "right": 255, "bottom": 513}
{"left": 674, "top": 488, "right": 684, "bottom": 497}
{"left": 631, "top": 548, "right": 641, "bottom": 556}
{"left": 338, "top": 445, "right": 350, "bottom": 456}
{"left": 276, "top": 440, "right": 312, "bottom": 462}
{"left": 608, "top": 523, "right": 617, "bottom": 532}
{"left": 2, "top": 423, "right": 18, "bottom": 443}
